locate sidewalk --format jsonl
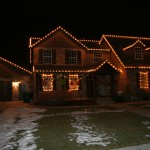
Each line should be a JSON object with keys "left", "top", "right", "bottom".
{"left": 111, "top": 143, "right": 150, "bottom": 150}
{"left": 111, "top": 101, "right": 150, "bottom": 117}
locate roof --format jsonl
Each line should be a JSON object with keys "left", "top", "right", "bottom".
{"left": 30, "top": 26, "right": 150, "bottom": 69}
{"left": 102, "top": 34, "right": 150, "bottom": 67}
{"left": 0, "top": 57, "right": 32, "bottom": 78}
{"left": 79, "top": 40, "right": 110, "bottom": 51}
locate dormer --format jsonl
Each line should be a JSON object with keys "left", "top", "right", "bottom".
{"left": 123, "top": 39, "right": 145, "bottom": 60}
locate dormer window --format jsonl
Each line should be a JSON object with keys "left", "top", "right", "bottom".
{"left": 94, "top": 51, "right": 103, "bottom": 62}
{"left": 134, "top": 47, "right": 143, "bottom": 59}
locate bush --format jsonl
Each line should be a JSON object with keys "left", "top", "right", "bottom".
{"left": 112, "top": 95, "right": 124, "bottom": 103}
{"left": 23, "top": 92, "right": 33, "bottom": 103}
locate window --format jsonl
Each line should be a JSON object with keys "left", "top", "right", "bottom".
{"left": 134, "top": 47, "right": 143, "bottom": 59}
{"left": 94, "top": 51, "right": 103, "bottom": 62}
{"left": 69, "top": 50, "right": 77, "bottom": 64}
{"left": 69, "top": 74, "right": 79, "bottom": 90}
{"left": 42, "top": 74, "right": 54, "bottom": 91}
{"left": 43, "top": 50, "right": 52, "bottom": 64}
{"left": 65, "top": 50, "right": 81, "bottom": 64}
{"left": 139, "top": 72, "right": 149, "bottom": 88}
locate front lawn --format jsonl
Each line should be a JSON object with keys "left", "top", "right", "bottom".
{"left": 33, "top": 105, "right": 150, "bottom": 150}
{"left": 129, "top": 102, "right": 150, "bottom": 110}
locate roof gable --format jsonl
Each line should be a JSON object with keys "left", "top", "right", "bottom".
{"left": 29, "top": 26, "right": 87, "bottom": 50}
{"left": 123, "top": 39, "right": 146, "bottom": 51}
{"left": 102, "top": 35, "right": 125, "bottom": 67}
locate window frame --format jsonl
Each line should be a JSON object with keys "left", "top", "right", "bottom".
{"left": 43, "top": 49, "right": 53, "bottom": 64}
{"left": 42, "top": 74, "right": 54, "bottom": 91}
{"left": 93, "top": 51, "right": 103, "bottom": 62}
{"left": 139, "top": 72, "right": 149, "bottom": 88}
{"left": 68, "top": 50, "right": 78, "bottom": 64}
{"left": 69, "top": 74, "right": 79, "bottom": 91}
{"left": 134, "top": 47, "right": 143, "bottom": 60}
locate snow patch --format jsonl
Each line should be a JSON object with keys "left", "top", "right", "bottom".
{"left": 69, "top": 109, "right": 117, "bottom": 146}
{"left": 0, "top": 106, "right": 46, "bottom": 150}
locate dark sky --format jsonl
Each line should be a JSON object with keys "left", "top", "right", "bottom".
{"left": 0, "top": 1, "right": 150, "bottom": 70}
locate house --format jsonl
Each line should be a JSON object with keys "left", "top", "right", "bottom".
{"left": 29, "top": 26, "right": 150, "bottom": 104}
{"left": 0, "top": 57, "right": 32, "bottom": 101}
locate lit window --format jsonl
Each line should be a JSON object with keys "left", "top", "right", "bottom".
{"left": 69, "top": 74, "right": 79, "bottom": 90}
{"left": 42, "top": 74, "right": 54, "bottom": 91}
{"left": 139, "top": 72, "right": 149, "bottom": 88}
{"left": 43, "top": 50, "right": 52, "bottom": 64}
{"left": 94, "top": 51, "right": 103, "bottom": 62}
{"left": 69, "top": 51, "right": 77, "bottom": 64}
{"left": 134, "top": 47, "right": 143, "bottom": 59}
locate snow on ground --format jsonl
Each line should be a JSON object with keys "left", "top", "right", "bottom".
{"left": 0, "top": 102, "right": 124, "bottom": 149}
{"left": 142, "top": 121, "right": 150, "bottom": 138}
{"left": 0, "top": 103, "right": 46, "bottom": 150}
{"left": 47, "top": 108, "right": 124, "bottom": 146}
{"left": 69, "top": 109, "right": 119, "bottom": 146}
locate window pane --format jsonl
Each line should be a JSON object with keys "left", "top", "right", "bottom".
{"left": 135, "top": 47, "right": 143, "bottom": 59}
{"left": 42, "top": 74, "right": 54, "bottom": 91}
{"left": 139, "top": 72, "right": 149, "bottom": 88}
{"left": 69, "top": 75, "right": 79, "bottom": 90}
{"left": 69, "top": 51, "right": 77, "bottom": 64}
{"left": 43, "top": 50, "right": 52, "bottom": 64}
{"left": 94, "top": 52, "right": 103, "bottom": 62}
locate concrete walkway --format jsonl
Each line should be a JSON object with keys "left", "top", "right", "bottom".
{"left": 111, "top": 101, "right": 150, "bottom": 117}
{"left": 111, "top": 143, "right": 150, "bottom": 150}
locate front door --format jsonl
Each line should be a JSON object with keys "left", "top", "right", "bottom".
{"left": 96, "top": 75, "right": 111, "bottom": 97}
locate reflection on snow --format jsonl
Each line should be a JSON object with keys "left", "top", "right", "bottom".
{"left": 142, "top": 121, "right": 150, "bottom": 138}
{"left": 69, "top": 109, "right": 118, "bottom": 146}
{"left": 0, "top": 106, "right": 46, "bottom": 150}
{"left": 46, "top": 109, "right": 123, "bottom": 146}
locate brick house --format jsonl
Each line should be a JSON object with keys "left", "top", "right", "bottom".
{"left": 29, "top": 26, "right": 150, "bottom": 104}
{"left": 0, "top": 57, "right": 32, "bottom": 101}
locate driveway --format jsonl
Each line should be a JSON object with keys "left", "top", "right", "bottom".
{"left": 0, "top": 101, "right": 46, "bottom": 150}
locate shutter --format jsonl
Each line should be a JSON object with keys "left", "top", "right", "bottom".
{"left": 53, "top": 75, "right": 57, "bottom": 90}
{"left": 65, "top": 50, "right": 69, "bottom": 64}
{"left": 79, "top": 75, "right": 82, "bottom": 90}
{"left": 39, "top": 49, "right": 43, "bottom": 64}
{"left": 136, "top": 72, "right": 140, "bottom": 88}
{"left": 52, "top": 50, "right": 56, "bottom": 64}
{"left": 77, "top": 50, "right": 81, "bottom": 64}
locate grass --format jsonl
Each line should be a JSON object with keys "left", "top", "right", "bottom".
{"left": 128, "top": 102, "right": 150, "bottom": 110}
{"left": 34, "top": 105, "right": 150, "bottom": 150}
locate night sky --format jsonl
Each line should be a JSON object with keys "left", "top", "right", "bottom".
{"left": 0, "top": 1, "right": 150, "bottom": 70}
